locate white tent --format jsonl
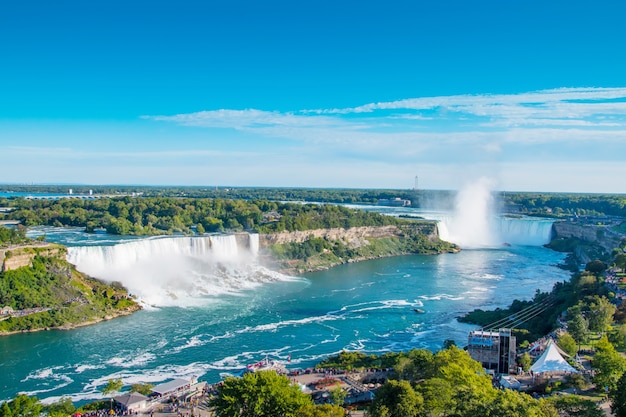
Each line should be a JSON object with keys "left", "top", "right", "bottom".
{"left": 529, "top": 339, "right": 578, "bottom": 374}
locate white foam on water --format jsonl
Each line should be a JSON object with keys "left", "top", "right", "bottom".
{"left": 66, "top": 234, "right": 295, "bottom": 307}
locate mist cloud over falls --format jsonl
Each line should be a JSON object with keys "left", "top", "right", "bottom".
{"left": 435, "top": 178, "right": 554, "bottom": 248}
{"left": 66, "top": 235, "right": 290, "bottom": 307}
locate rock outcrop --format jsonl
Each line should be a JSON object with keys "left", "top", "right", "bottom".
{"left": 0, "top": 244, "right": 67, "bottom": 272}
{"left": 259, "top": 224, "right": 437, "bottom": 247}
{"left": 552, "top": 220, "right": 624, "bottom": 262}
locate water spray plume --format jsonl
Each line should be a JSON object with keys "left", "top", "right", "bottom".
{"left": 438, "top": 177, "right": 499, "bottom": 248}
{"left": 67, "top": 234, "right": 292, "bottom": 307}
{"left": 436, "top": 177, "right": 553, "bottom": 248}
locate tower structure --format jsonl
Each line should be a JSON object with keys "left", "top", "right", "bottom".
{"left": 467, "top": 329, "right": 516, "bottom": 374}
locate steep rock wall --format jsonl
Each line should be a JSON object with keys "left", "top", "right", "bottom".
{"left": 552, "top": 220, "right": 624, "bottom": 263}
{"left": 0, "top": 244, "right": 67, "bottom": 272}
{"left": 553, "top": 221, "right": 623, "bottom": 251}
{"left": 259, "top": 224, "right": 437, "bottom": 247}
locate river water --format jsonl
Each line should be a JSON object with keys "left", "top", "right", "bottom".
{"left": 0, "top": 214, "right": 570, "bottom": 404}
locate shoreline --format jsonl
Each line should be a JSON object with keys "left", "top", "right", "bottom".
{"left": 0, "top": 305, "right": 141, "bottom": 337}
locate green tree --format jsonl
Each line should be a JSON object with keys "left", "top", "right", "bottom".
{"left": 548, "top": 395, "right": 604, "bottom": 417}
{"left": 518, "top": 352, "right": 532, "bottom": 371}
{"left": 442, "top": 339, "right": 456, "bottom": 349}
{"left": 615, "top": 253, "right": 626, "bottom": 273}
{"left": 130, "top": 382, "right": 154, "bottom": 396}
{"left": 0, "top": 402, "right": 12, "bottom": 417}
{"left": 208, "top": 371, "right": 312, "bottom": 417}
{"left": 328, "top": 387, "right": 347, "bottom": 406}
{"left": 102, "top": 378, "right": 123, "bottom": 411}
{"left": 46, "top": 397, "right": 76, "bottom": 417}
{"left": 369, "top": 380, "right": 423, "bottom": 417}
{"left": 567, "top": 311, "right": 589, "bottom": 350}
{"left": 585, "top": 260, "right": 607, "bottom": 275}
{"left": 196, "top": 223, "right": 205, "bottom": 234}
{"left": 557, "top": 332, "right": 579, "bottom": 357}
{"left": 610, "top": 371, "right": 626, "bottom": 417}
{"left": 0, "top": 394, "right": 42, "bottom": 417}
{"left": 475, "top": 389, "right": 557, "bottom": 417}
{"left": 586, "top": 296, "right": 616, "bottom": 334}
{"left": 592, "top": 336, "right": 626, "bottom": 392}
{"left": 297, "top": 404, "right": 345, "bottom": 417}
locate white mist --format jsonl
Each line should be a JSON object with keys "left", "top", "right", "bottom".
{"left": 437, "top": 177, "right": 500, "bottom": 248}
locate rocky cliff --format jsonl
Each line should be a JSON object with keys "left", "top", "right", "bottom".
{"left": 0, "top": 244, "right": 67, "bottom": 272}
{"left": 259, "top": 224, "right": 437, "bottom": 247}
{"left": 552, "top": 220, "right": 624, "bottom": 263}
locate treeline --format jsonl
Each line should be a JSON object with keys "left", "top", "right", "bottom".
{"left": 504, "top": 192, "right": 626, "bottom": 218}
{"left": 2, "top": 197, "right": 409, "bottom": 236}
{"left": 0, "top": 225, "right": 30, "bottom": 247}
{"left": 206, "top": 346, "right": 607, "bottom": 417}
{"left": 0, "top": 184, "right": 422, "bottom": 204}
{"left": 4, "top": 184, "right": 626, "bottom": 215}
{"left": 0, "top": 255, "right": 139, "bottom": 333}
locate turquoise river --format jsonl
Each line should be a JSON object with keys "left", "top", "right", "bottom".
{"left": 0, "top": 211, "right": 571, "bottom": 404}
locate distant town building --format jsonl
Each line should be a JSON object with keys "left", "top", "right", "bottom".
{"left": 377, "top": 198, "right": 411, "bottom": 207}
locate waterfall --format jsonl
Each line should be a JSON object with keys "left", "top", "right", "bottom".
{"left": 496, "top": 217, "right": 554, "bottom": 246}
{"left": 66, "top": 233, "right": 285, "bottom": 307}
{"left": 248, "top": 233, "right": 259, "bottom": 256}
{"left": 435, "top": 215, "right": 554, "bottom": 247}
{"left": 425, "top": 177, "right": 554, "bottom": 248}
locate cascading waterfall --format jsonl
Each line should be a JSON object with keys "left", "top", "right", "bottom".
{"left": 429, "top": 178, "right": 554, "bottom": 248}
{"left": 66, "top": 233, "right": 285, "bottom": 307}
{"left": 436, "top": 216, "right": 554, "bottom": 247}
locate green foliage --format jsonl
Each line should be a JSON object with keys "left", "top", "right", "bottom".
{"left": 317, "top": 350, "right": 383, "bottom": 370}
{"left": 585, "top": 260, "right": 607, "bottom": 275}
{"left": 565, "top": 373, "right": 589, "bottom": 391}
{"left": 585, "top": 295, "right": 616, "bottom": 334}
{"left": 208, "top": 371, "right": 312, "bottom": 417}
{"left": 0, "top": 394, "right": 42, "bottom": 417}
{"left": 557, "top": 332, "right": 579, "bottom": 357}
{"left": 297, "top": 404, "right": 345, "bottom": 417}
{"left": 369, "top": 380, "right": 423, "bottom": 417}
{"left": 130, "top": 382, "right": 154, "bottom": 396}
{"left": 269, "top": 225, "right": 455, "bottom": 273}
{"left": 0, "top": 225, "right": 29, "bottom": 247}
{"left": 518, "top": 352, "right": 532, "bottom": 371}
{"left": 615, "top": 253, "right": 626, "bottom": 273}
{"left": 548, "top": 395, "right": 605, "bottom": 417}
{"left": 45, "top": 397, "right": 76, "bottom": 417}
{"left": 0, "top": 256, "right": 138, "bottom": 333}
{"left": 592, "top": 336, "right": 626, "bottom": 392}
{"left": 502, "top": 192, "right": 626, "bottom": 218}
{"left": 567, "top": 310, "right": 590, "bottom": 346}
{"left": 102, "top": 378, "right": 123, "bottom": 397}
{"left": 328, "top": 387, "right": 347, "bottom": 406}
{"left": 610, "top": 371, "right": 626, "bottom": 417}
{"left": 5, "top": 196, "right": 415, "bottom": 236}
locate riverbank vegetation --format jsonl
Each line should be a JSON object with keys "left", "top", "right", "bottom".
{"left": 0, "top": 255, "right": 139, "bottom": 333}
{"left": 0, "top": 225, "right": 31, "bottom": 247}
{"left": 267, "top": 225, "right": 457, "bottom": 274}
{"left": 3, "top": 196, "right": 411, "bottom": 236}
{"left": 2, "top": 184, "right": 625, "bottom": 217}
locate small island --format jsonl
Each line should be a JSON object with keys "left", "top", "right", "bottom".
{"left": 0, "top": 226, "right": 140, "bottom": 335}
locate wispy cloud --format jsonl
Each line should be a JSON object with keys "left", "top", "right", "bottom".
{"left": 147, "top": 87, "right": 626, "bottom": 137}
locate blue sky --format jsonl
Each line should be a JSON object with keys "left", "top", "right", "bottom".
{"left": 1, "top": 0, "right": 626, "bottom": 193}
